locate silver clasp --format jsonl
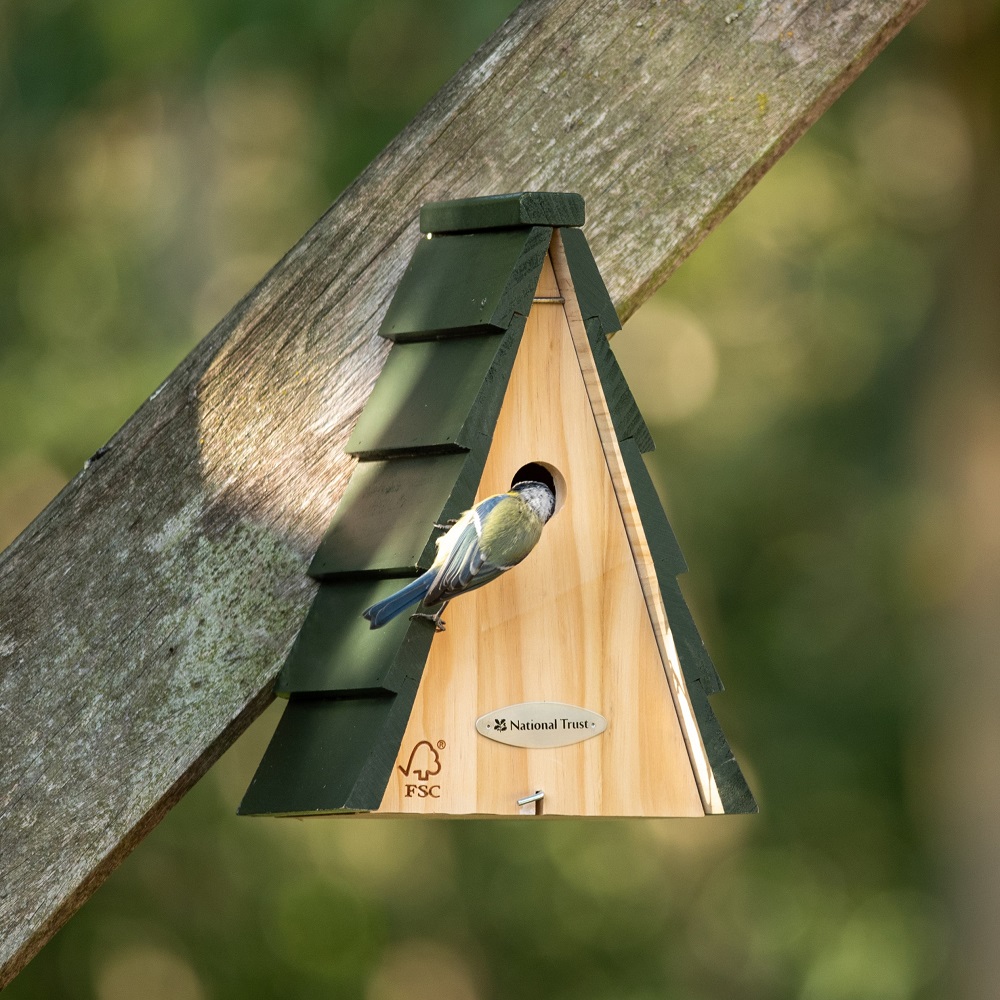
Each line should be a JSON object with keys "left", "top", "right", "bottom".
{"left": 517, "top": 790, "right": 544, "bottom": 815}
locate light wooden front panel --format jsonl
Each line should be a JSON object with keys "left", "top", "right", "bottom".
{"left": 377, "top": 254, "right": 705, "bottom": 817}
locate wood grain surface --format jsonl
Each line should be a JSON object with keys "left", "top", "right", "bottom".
{"left": 0, "top": 0, "right": 926, "bottom": 984}
{"left": 378, "top": 253, "right": 705, "bottom": 817}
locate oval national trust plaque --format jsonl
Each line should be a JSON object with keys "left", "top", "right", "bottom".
{"left": 475, "top": 702, "right": 607, "bottom": 748}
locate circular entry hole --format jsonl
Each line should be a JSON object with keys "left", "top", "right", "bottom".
{"left": 511, "top": 461, "right": 566, "bottom": 516}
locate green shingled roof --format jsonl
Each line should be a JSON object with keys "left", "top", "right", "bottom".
{"left": 240, "top": 192, "right": 755, "bottom": 817}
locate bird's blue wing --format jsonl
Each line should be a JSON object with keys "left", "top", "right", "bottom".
{"left": 427, "top": 522, "right": 483, "bottom": 601}
{"left": 426, "top": 494, "right": 507, "bottom": 604}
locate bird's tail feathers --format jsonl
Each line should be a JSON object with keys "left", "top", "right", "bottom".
{"left": 362, "top": 572, "right": 434, "bottom": 629}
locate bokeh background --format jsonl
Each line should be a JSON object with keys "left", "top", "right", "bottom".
{"left": 2, "top": 1, "right": 998, "bottom": 997}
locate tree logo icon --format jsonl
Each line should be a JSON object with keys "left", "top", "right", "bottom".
{"left": 397, "top": 740, "right": 442, "bottom": 781}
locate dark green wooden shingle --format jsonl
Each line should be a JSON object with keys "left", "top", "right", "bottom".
{"left": 277, "top": 579, "right": 437, "bottom": 697}
{"left": 586, "top": 318, "right": 654, "bottom": 453}
{"left": 420, "top": 192, "right": 585, "bottom": 234}
{"left": 560, "top": 230, "right": 650, "bottom": 451}
{"left": 658, "top": 576, "right": 721, "bottom": 696}
{"left": 308, "top": 452, "right": 478, "bottom": 579}
{"left": 379, "top": 226, "right": 551, "bottom": 341}
{"left": 347, "top": 329, "right": 517, "bottom": 458}
{"left": 618, "top": 437, "right": 755, "bottom": 813}
{"left": 561, "top": 226, "right": 621, "bottom": 336}
{"left": 238, "top": 676, "right": 422, "bottom": 816}
{"left": 686, "top": 680, "right": 758, "bottom": 815}
{"left": 620, "top": 437, "right": 720, "bottom": 694}
{"left": 619, "top": 438, "right": 686, "bottom": 576}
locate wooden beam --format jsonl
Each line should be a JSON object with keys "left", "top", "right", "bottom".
{"left": 0, "top": 0, "right": 926, "bottom": 984}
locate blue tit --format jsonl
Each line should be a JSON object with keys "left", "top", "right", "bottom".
{"left": 362, "top": 480, "right": 556, "bottom": 631}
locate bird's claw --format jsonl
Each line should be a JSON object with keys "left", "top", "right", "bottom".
{"left": 409, "top": 612, "right": 447, "bottom": 632}
{"left": 433, "top": 519, "right": 458, "bottom": 531}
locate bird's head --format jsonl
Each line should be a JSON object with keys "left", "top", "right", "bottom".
{"left": 511, "top": 480, "right": 556, "bottom": 523}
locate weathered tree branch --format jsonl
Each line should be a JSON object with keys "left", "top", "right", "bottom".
{"left": 0, "top": 0, "right": 925, "bottom": 984}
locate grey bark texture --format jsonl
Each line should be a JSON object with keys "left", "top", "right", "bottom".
{"left": 0, "top": 0, "right": 926, "bottom": 985}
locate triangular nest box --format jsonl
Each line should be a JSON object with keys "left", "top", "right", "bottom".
{"left": 241, "top": 192, "right": 755, "bottom": 818}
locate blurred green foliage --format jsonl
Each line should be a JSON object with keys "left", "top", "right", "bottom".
{"left": 3, "top": 1, "right": 997, "bottom": 998}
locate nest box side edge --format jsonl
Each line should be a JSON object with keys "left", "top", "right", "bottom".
{"left": 553, "top": 229, "right": 757, "bottom": 815}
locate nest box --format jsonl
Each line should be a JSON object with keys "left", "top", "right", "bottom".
{"left": 240, "top": 192, "right": 755, "bottom": 818}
